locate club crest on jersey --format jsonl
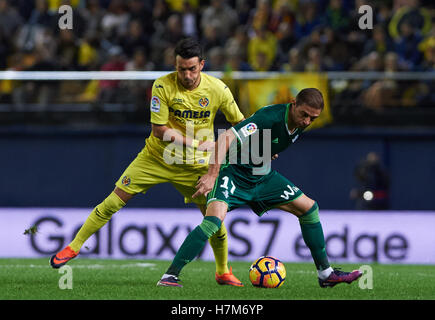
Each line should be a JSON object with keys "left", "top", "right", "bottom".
{"left": 121, "top": 175, "right": 131, "bottom": 186}
{"left": 151, "top": 96, "right": 160, "bottom": 112}
{"left": 240, "top": 122, "right": 258, "bottom": 137}
{"left": 198, "top": 97, "right": 209, "bottom": 108}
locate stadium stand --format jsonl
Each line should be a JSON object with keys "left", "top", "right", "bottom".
{"left": 0, "top": 0, "right": 433, "bottom": 126}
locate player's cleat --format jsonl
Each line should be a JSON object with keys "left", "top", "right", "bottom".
{"left": 49, "top": 246, "right": 79, "bottom": 269}
{"left": 318, "top": 268, "right": 362, "bottom": 288}
{"left": 215, "top": 267, "right": 244, "bottom": 287}
{"left": 157, "top": 275, "right": 183, "bottom": 287}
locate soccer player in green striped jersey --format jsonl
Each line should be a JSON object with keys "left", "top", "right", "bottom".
{"left": 158, "top": 88, "right": 362, "bottom": 288}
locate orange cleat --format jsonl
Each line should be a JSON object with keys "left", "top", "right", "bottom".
{"left": 215, "top": 267, "right": 244, "bottom": 287}
{"left": 49, "top": 246, "right": 79, "bottom": 269}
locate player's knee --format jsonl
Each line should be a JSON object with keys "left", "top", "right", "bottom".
{"left": 95, "top": 192, "right": 126, "bottom": 220}
{"left": 199, "top": 216, "right": 222, "bottom": 238}
{"left": 298, "top": 201, "right": 320, "bottom": 225}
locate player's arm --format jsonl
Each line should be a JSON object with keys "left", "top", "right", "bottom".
{"left": 192, "top": 129, "right": 236, "bottom": 198}
{"left": 152, "top": 124, "right": 211, "bottom": 150}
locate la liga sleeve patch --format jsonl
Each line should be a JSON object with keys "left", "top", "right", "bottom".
{"left": 150, "top": 96, "right": 161, "bottom": 113}
{"left": 240, "top": 122, "right": 258, "bottom": 137}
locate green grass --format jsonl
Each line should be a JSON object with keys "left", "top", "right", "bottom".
{"left": 1, "top": 258, "right": 434, "bottom": 300}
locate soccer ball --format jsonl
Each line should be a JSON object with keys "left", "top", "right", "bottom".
{"left": 249, "top": 256, "right": 286, "bottom": 288}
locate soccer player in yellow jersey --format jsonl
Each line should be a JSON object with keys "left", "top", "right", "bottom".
{"left": 50, "top": 38, "right": 245, "bottom": 286}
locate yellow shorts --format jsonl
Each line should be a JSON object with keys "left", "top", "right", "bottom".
{"left": 115, "top": 147, "right": 208, "bottom": 205}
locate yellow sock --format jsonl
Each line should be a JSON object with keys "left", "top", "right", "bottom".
{"left": 69, "top": 192, "right": 126, "bottom": 252}
{"left": 209, "top": 222, "right": 229, "bottom": 275}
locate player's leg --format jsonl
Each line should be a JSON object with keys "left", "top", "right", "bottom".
{"left": 69, "top": 187, "right": 133, "bottom": 252}
{"left": 157, "top": 201, "right": 228, "bottom": 287}
{"left": 50, "top": 187, "right": 132, "bottom": 268}
{"left": 197, "top": 204, "right": 229, "bottom": 273}
{"left": 172, "top": 168, "right": 241, "bottom": 285}
{"left": 277, "top": 194, "right": 332, "bottom": 274}
{"left": 197, "top": 203, "right": 243, "bottom": 286}
{"left": 277, "top": 195, "right": 362, "bottom": 287}
{"left": 50, "top": 149, "right": 164, "bottom": 268}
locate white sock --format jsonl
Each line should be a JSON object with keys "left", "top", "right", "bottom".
{"left": 318, "top": 267, "right": 334, "bottom": 280}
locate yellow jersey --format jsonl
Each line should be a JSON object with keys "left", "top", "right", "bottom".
{"left": 144, "top": 71, "right": 244, "bottom": 165}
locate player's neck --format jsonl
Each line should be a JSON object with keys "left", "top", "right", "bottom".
{"left": 287, "top": 103, "right": 297, "bottom": 133}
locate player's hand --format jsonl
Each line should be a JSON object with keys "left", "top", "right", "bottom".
{"left": 272, "top": 154, "right": 279, "bottom": 160}
{"left": 192, "top": 173, "right": 217, "bottom": 198}
{"left": 197, "top": 140, "right": 215, "bottom": 151}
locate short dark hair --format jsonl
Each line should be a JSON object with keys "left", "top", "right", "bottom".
{"left": 174, "top": 37, "right": 204, "bottom": 60}
{"left": 295, "top": 88, "right": 324, "bottom": 110}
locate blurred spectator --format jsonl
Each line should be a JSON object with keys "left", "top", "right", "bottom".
{"left": 122, "top": 48, "right": 153, "bottom": 120}
{"left": 100, "top": 0, "right": 130, "bottom": 41}
{"left": 362, "top": 24, "right": 395, "bottom": 57}
{"left": 275, "top": 21, "right": 297, "bottom": 64}
{"left": 13, "top": 49, "right": 59, "bottom": 110}
{"left": 269, "top": 0, "right": 295, "bottom": 33}
{"left": 201, "top": 0, "right": 238, "bottom": 39}
{"left": 0, "top": 0, "right": 24, "bottom": 36}
{"left": 15, "top": 0, "right": 55, "bottom": 52}
{"left": 376, "top": 2, "right": 394, "bottom": 26}
{"left": 293, "top": 1, "right": 322, "bottom": 40}
{"left": 350, "top": 152, "right": 390, "bottom": 210}
{"left": 248, "top": 0, "right": 272, "bottom": 33}
{"left": 224, "top": 25, "right": 250, "bottom": 63}
{"left": 77, "top": 34, "right": 100, "bottom": 71}
{"left": 235, "top": 0, "right": 253, "bottom": 25}
{"left": 388, "top": 0, "right": 432, "bottom": 40}
{"left": 322, "top": 27, "right": 351, "bottom": 71}
{"left": 419, "top": 30, "right": 435, "bottom": 71}
{"left": 362, "top": 52, "right": 403, "bottom": 109}
{"left": 119, "top": 19, "right": 150, "bottom": 59}
{"left": 393, "top": 21, "right": 423, "bottom": 69}
{"left": 165, "top": 0, "right": 198, "bottom": 12}
{"left": 352, "top": 51, "right": 384, "bottom": 72}
{"left": 180, "top": 1, "right": 199, "bottom": 38}
{"left": 28, "top": 0, "right": 56, "bottom": 28}
{"left": 224, "top": 48, "right": 252, "bottom": 72}
{"left": 56, "top": 29, "right": 79, "bottom": 70}
{"left": 322, "top": 0, "right": 349, "bottom": 32}
{"left": 34, "top": 28, "right": 57, "bottom": 62}
{"left": 152, "top": 0, "right": 171, "bottom": 32}
{"left": 304, "top": 47, "right": 326, "bottom": 72}
{"left": 127, "top": 0, "right": 154, "bottom": 35}
{"left": 150, "top": 13, "right": 184, "bottom": 63}
{"left": 0, "top": 26, "right": 8, "bottom": 70}
{"left": 97, "top": 46, "right": 126, "bottom": 104}
{"left": 247, "top": 26, "right": 278, "bottom": 71}
{"left": 202, "top": 22, "right": 225, "bottom": 54}
{"left": 205, "top": 47, "right": 226, "bottom": 71}
{"left": 280, "top": 47, "right": 304, "bottom": 72}
{"left": 156, "top": 46, "right": 175, "bottom": 71}
{"left": 79, "top": 0, "right": 106, "bottom": 39}
{"left": 296, "top": 26, "right": 323, "bottom": 62}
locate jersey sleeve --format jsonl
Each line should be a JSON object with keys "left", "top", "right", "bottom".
{"left": 231, "top": 107, "right": 274, "bottom": 146}
{"left": 150, "top": 80, "right": 169, "bottom": 125}
{"left": 219, "top": 83, "right": 245, "bottom": 125}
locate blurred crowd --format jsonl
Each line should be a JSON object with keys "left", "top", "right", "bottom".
{"left": 0, "top": 0, "right": 434, "bottom": 119}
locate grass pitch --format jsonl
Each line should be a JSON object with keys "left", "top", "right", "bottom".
{"left": 1, "top": 258, "right": 434, "bottom": 300}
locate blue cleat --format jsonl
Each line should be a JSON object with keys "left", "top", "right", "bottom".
{"left": 157, "top": 275, "right": 183, "bottom": 287}
{"left": 319, "top": 268, "right": 362, "bottom": 288}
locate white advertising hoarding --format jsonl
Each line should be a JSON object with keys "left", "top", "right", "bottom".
{"left": 1, "top": 208, "right": 434, "bottom": 264}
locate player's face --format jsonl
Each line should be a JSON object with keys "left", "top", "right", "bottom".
{"left": 291, "top": 104, "right": 321, "bottom": 129}
{"left": 176, "top": 56, "right": 204, "bottom": 90}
